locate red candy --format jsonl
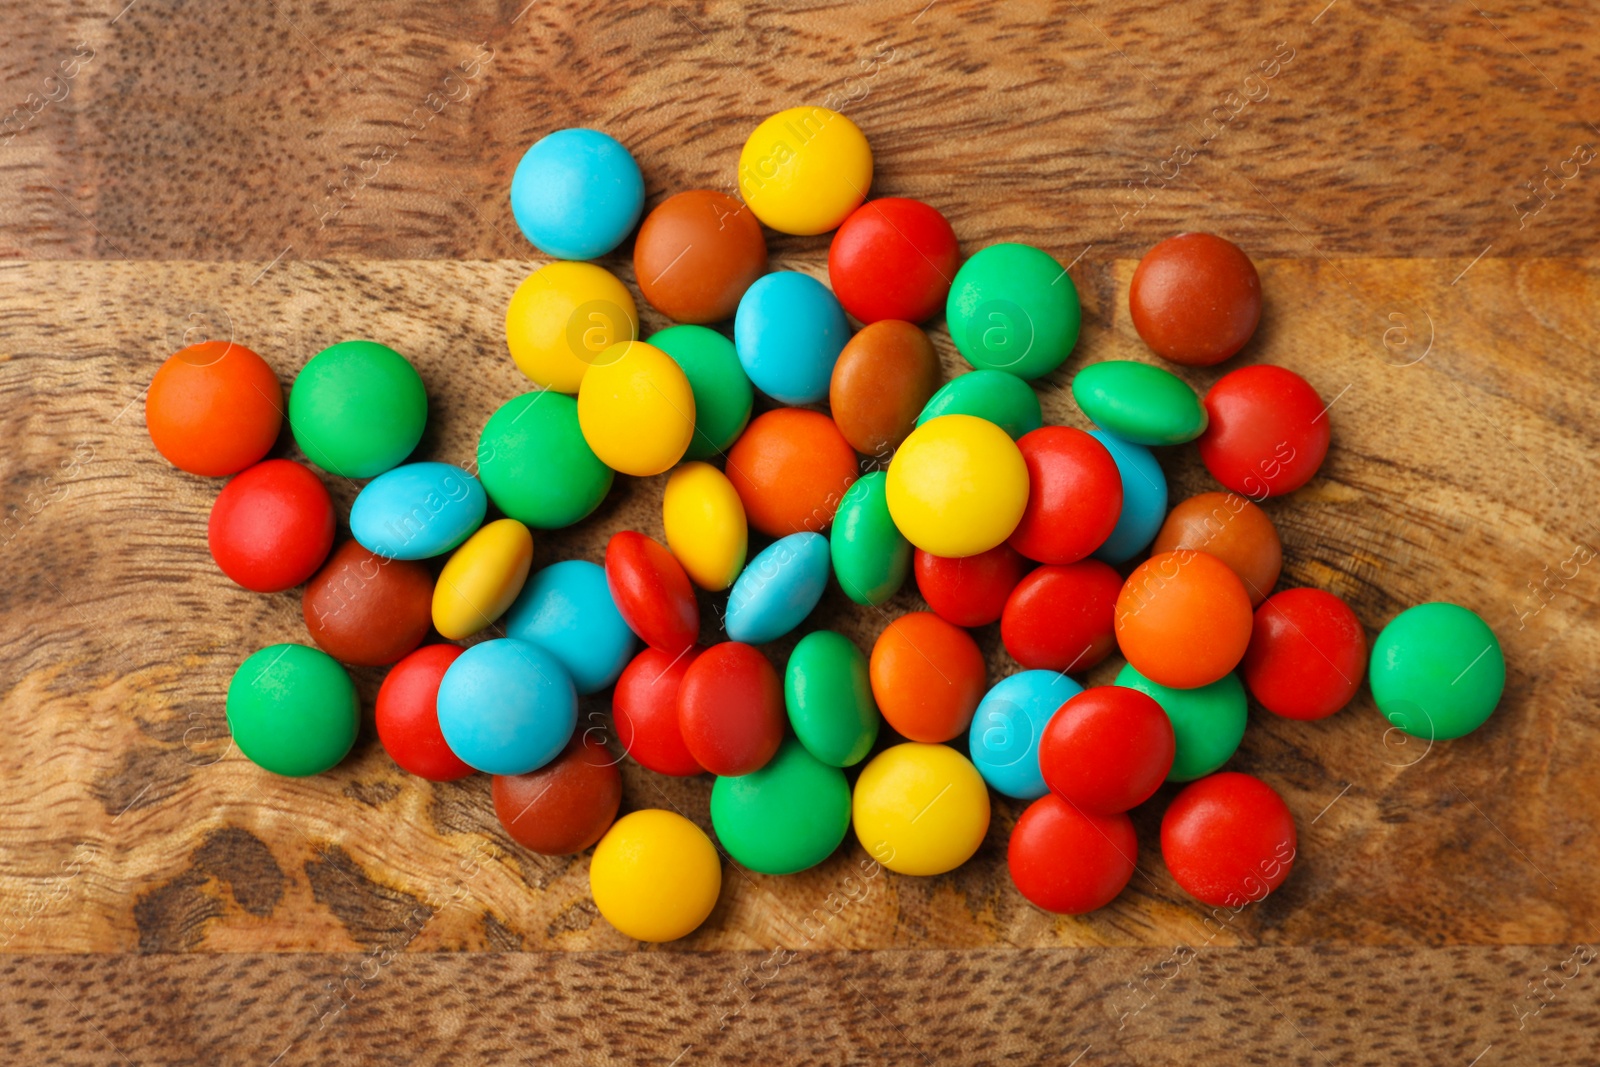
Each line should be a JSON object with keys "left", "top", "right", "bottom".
{"left": 1241, "top": 588, "right": 1367, "bottom": 720}
{"left": 207, "top": 459, "right": 335, "bottom": 593}
{"left": 1000, "top": 560, "right": 1122, "bottom": 673}
{"left": 913, "top": 543, "right": 1028, "bottom": 628}
{"left": 828, "top": 197, "right": 959, "bottom": 324}
{"left": 613, "top": 645, "right": 705, "bottom": 776}
{"left": 1198, "top": 365, "right": 1330, "bottom": 498}
{"left": 605, "top": 531, "right": 700, "bottom": 655}
{"left": 1008, "top": 427, "right": 1123, "bottom": 564}
{"left": 375, "top": 644, "right": 474, "bottom": 781}
{"left": 1161, "top": 771, "right": 1297, "bottom": 907}
{"left": 1040, "top": 687, "right": 1175, "bottom": 815}
{"left": 677, "top": 642, "right": 784, "bottom": 776}
{"left": 1007, "top": 793, "right": 1138, "bottom": 915}
{"left": 492, "top": 732, "right": 623, "bottom": 855}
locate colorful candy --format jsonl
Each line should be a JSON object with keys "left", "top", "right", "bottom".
{"left": 1071, "top": 360, "right": 1207, "bottom": 446}
{"left": 968, "top": 670, "right": 1083, "bottom": 799}
{"left": 613, "top": 645, "right": 705, "bottom": 776}
{"left": 303, "top": 540, "right": 433, "bottom": 666}
{"left": 1152, "top": 491, "right": 1281, "bottom": 606}
{"left": 145, "top": 342, "right": 282, "bottom": 477}
{"left": 733, "top": 271, "right": 850, "bottom": 405}
{"left": 1115, "top": 664, "right": 1247, "bottom": 782}
{"left": 227, "top": 643, "right": 358, "bottom": 776}
{"left": 1040, "top": 687, "right": 1175, "bottom": 814}
{"left": 604, "top": 531, "right": 699, "bottom": 655}
{"left": 648, "top": 326, "right": 754, "bottom": 461}
{"left": 870, "top": 611, "right": 986, "bottom": 743}
{"left": 634, "top": 190, "right": 767, "bottom": 323}
{"left": 506, "top": 262, "right": 638, "bottom": 393}
{"left": 432, "top": 518, "right": 534, "bottom": 640}
{"left": 830, "top": 472, "right": 913, "bottom": 606}
{"left": 1001, "top": 560, "right": 1122, "bottom": 673}
{"left": 478, "top": 392, "right": 613, "bottom": 529}
{"left": 1199, "top": 365, "right": 1330, "bottom": 498}
{"left": 738, "top": 106, "right": 871, "bottom": 235}
{"left": 1116, "top": 550, "right": 1253, "bottom": 689}
{"left": 208, "top": 459, "right": 335, "bottom": 593}
{"left": 289, "top": 340, "right": 427, "bottom": 478}
{"left": 1160, "top": 772, "right": 1296, "bottom": 907}
{"left": 505, "top": 559, "right": 636, "bottom": 695}
{"left": 590, "top": 809, "right": 721, "bottom": 942}
{"left": 915, "top": 542, "right": 1027, "bottom": 629}
{"left": 1130, "top": 233, "right": 1261, "bottom": 367}
{"left": 662, "top": 462, "right": 748, "bottom": 592}
{"left": 916, "top": 369, "right": 1043, "bottom": 441}
{"left": 374, "top": 644, "right": 473, "bottom": 781}
{"left": 946, "top": 243, "right": 1081, "bottom": 379}
{"left": 493, "top": 733, "right": 622, "bottom": 855}
{"left": 1008, "top": 427, "right": 1122, "bottom": 564}
{"left": 783, "top": 630, "right": 879, "bottom": 768}
{"left": 710, "top": 737, "right": 851, "bottom": 875}
{"left": 1242, "top": 588, "right": 1366, "bottom": 721}
{"left": 829, "top": 319, "right": 941, "bottom": 457}
{"left": 436, "top": 638, "right": 577, "bottom": 775}
{"left": 510, "top": 128, "right": 644, "bottom": 260}
{"left": 724, "top": 532, "right": 830, "bottom": 644}
{"left": 349, "top": 462, "right": 486, "bottom": 560}
{"left": 852, "top": 742, "right": 990, "bottom": 876}
{"left": 885, "top": 414, "right": 1029, "bottom": 557}
{"left": 725, "top": 408, "right": 858, "bottom": 537}
{"left": 1008, "top": 794, "right": 1137, "bottom": 914}
{"left": 1369, "top": 602, "right": 1504, "bottom": 740}
{"left": 828, "top": 197, "right": 958, "bottom": 323}
{"left": 577, "top": 341, "right": 696, "bottom": 477}
{"left": 1088, "top": 430, "right": 1168, "bottom": 564}
{"left": 676, "top": 642, "right": 785, "bottom": 776}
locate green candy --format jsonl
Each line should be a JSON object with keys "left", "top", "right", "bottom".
{"left": 647, "top": 325, "right": 753, "bottom": 461}
{"left": 1370, "top": 602, "right": 1505, "bottom": 740}
{"left": 227, "top": 644, "right": 359, "bottom": 777}
{"left": 710, "top": 737, "right": 852, "bottom": 874}
{"left": 829, "top": 472, "right": 911, "bottom": 606}
{"left": 289, "top": 340, "right": 427, "bottom": 478}
{"left": 946, "top": 243, "right": 1081, "bottom": 380}
{"left": 478, "top": 391, "right": 612, "bottom": 528}
{"left": 1071, "top": 360, "right": 1207, "bottom": 446}
{"left": 916, "top": 369, "right": 1043, "bottom": 440}
{"left": 1115, "top": 664, "right": 1246, "bottom": 781}
{"left": 785, "top": 630, "right": 879, "bottom": 767}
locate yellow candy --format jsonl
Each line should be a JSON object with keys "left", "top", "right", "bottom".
{"left": 590, "top": 809, "right": 721, "bottom": 942}
{"left": 662, "top": 462, "right": 748, "bottom": 591}
{"left": 432, "top": 518, "right": 534, "bottom": 640}
{"left": 885, "top": 414, "right": 1029, "bottom": 557}
{"left": 577, "top": 341, "right": 696, "bottom": 477}
{"left": 852, "top": 742, "right": 990, "bottom": 876}
{"left": 506, "top": 262, "right": 639, "bottom": 393}
{"left": 737, "top": 107, "right": 872, "bottom": 236}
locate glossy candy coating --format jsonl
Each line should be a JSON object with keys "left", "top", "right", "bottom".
{"left": 1369, "top": 602, "right": 1505, "bottom": 740}
{"left": 1153, "top": 491, "right": 1282, "bottom": 606}
{"left": 733, "top": 271, "right": 850, "bottom": 405}
{"left": 634, "top": 190, "right": 767, "bottom": 323}
{"left": 1115, "top": 664, "right": 1248, "bottom": 782}
{"left": 1008, "top": 794, "right": 1137, "bottom": 915}
{"left": 738, "top": 107, "right": 872, "bottom": 235}
{"left": 915, "top": 542, "right": 1028, "bottom": 629}
{"left": 478, "top": 392, "right": 612, "bottom": 529}
{"left": 146, "top": 342, "right": 283, "bottom": 477}
{"left": 852, "top": 743, "right": 990, "bottom": 876}
{"left": 885, "top": 414, "right": 1029, "bottom": 558}
{"left": 590, "top": 809, "right": 721, "bottom": 942}
{"left": 349, "top": 462, "right": 486, "bottom": 560}
{"left": 493, "top": 733, "right": 622, "bottom": 855}
{"left": 1129, "top": 233, "right": 1262, "bottom": 367}
{"left": 784, "top": 630, "right": 879, "bottom": 768}
{"left": 303, "top": 540, "right": 433, "bottom": 667}
{"left": 829, "top": 320, "right": 941, "bottom": 457}
{"left": 289, "top": 340, "right": 427, "bottom": 478}
{"left": 1071, "top": 360, "right": 1207, "bottom": 446}
{"left": 946, "top": 243, "right": 1081, "bottom": 379}
{"left": 1243, "top": 588, "right": 1366, "bottom": 721}
{"left": 724, "top": 532, "right": 830, "bottom": 644}
{"left": 870, "top": 611, "right": 986, "bottom": 743}
{"left": 726, "top": 408, "right": 858, "bottom": 537}
{"left": 968, "top": 670, "right": 1083, "bottom": 799}
{"left": 1161, "top": 772, "right": 1297, "bottom": 907}
{"left": 436, "top": 638, "right": 577, "bottom": 776}
{"left": 509, "top": 128, "right": 644, "bottom": 260}
{"left": 648, "top": 326, "right": 754, "bottom": 461}
{"left": 432, "top": 518, "right": 534, "bottom": 640}
{"left": 1039, "top": 686, "right": 1175, "bottom": 814}
{"left": 1089, "top": 430, "right": 1168, "bottom": 564}
{"left": 505, "top": 559, "right": 636, "bottom": 695}
{"left": 613, "top": 645, "right": 705, "bottom": 776}
{"left": 711, "top": 737, "right": 852, "bottom": 875}
{"left": 506, "top": 262, "right": 639, "bottom": 393}
{"left": 374, "top": 644, "right": 474, "bottom": 781}
{"left": 208, "top": 459, "right": 335, "bottom": 593}
{"left": 604, "top": 531, "right": 699, "bottom": 655}
{"left": 830, "top": 472, "right": 913, "bottom": 607}
{"left": 1116, "top": 551, "right": 1253, "bottom": 689}
{"left": 828, "top": 197, "right": 958, "bottom": 323}
{"left": 1008, "top": 426, "right": 1123, "bottom": 564}
{"left": 1198, "top": 365, "right": 1329, "bottom": 497}
{"left": 663, "top": 462, "right": 749, "bottom": 592}
{"left": 1001, "top": 560, "right": 1122, "bottom": 673}
{"left": 916, "top": 369, "right": 1042, "bottom": 441}
{"left": 677, "top": 642, "right": 785, "bottom": 777}
{"left": 227, "top": 644, "right": 358, "bottom": 777}
{"left": 577, "top": 341, "right": 696, "bottom": 477}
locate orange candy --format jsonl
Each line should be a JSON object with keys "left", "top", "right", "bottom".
{"left": 1115, "top": 550, "right": 1252, "bottom": 690}
{"left": 146, "top": 342, "right": 284, "bottom": 476}
{"left": 869, "top": 611, "right": 986, "bottom": 742}
{"left": 725, "top": 408, "right": 859, "bottom": 537}
{"left": 1151, "top": 491, "right": 1282, "bottom": 606}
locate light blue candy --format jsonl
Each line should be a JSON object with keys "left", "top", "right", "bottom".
{"left": 504, "top": 560, "right": 635, "bottom": 696}
{"left": 436, "top": 638, "right": 577, "bottom": 776}
{"left": 350, "top": 462, "right": 486, "bottom": 560}
{"left": 968, "top": 670, "right": 1083, "bottom": 799}
{"left": 733, "top": 272, "right": 849, "bottom": 405}
{"left": 725, "top": 532, "right": 829, "bottom": 644}
{"left": 509, "top": 128, "right": 644, "bottom": 260}
{"left": 1089, "top": 429, "right": 1167, "bottom": 564}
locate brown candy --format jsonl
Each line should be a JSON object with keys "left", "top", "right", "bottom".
{"left": 301, "top": 540, "right": 434, "bottom": 666}
{"left": 828, "top": 319, "right": 941, "bottom": 460}
{"left": 1151, "top": 491, "right": 1282, "bottom": 606}
{"left": 492, "top": 733, "right": 623, "bottom": 855}
{"left": 633, "top": 190, "right": 767, "bottom": 324}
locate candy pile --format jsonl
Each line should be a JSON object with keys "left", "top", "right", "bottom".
{"left": 145, "top": 107, "right": 1509, "bottom": 942}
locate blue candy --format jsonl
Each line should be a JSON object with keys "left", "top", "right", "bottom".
{"left": 509, "top": 129, "right": 644, "bottom": 260}
{"left": 350, "top": 462, "right": 486, "bottom": 560}
{"left": 733, "top": 272, "right": 849, "bottom": 405}
{"left": 436, "top": 638, "right": 577, "bottom": 775}
{"left": 504, "top": 560, "right": 636, "bottom": 695}
{"left": 725, "top": 532, "right": 829, "bottom": 644}
{"left": 1089, "top": 429, "right": 1167, "bottom": 564}
{"left": 968, "top": 670, "right": 1083, "bottom": 799}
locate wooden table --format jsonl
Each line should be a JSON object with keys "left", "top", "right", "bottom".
{"left": 3, "top": 1, "right": 1598, "bottom": 1062}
